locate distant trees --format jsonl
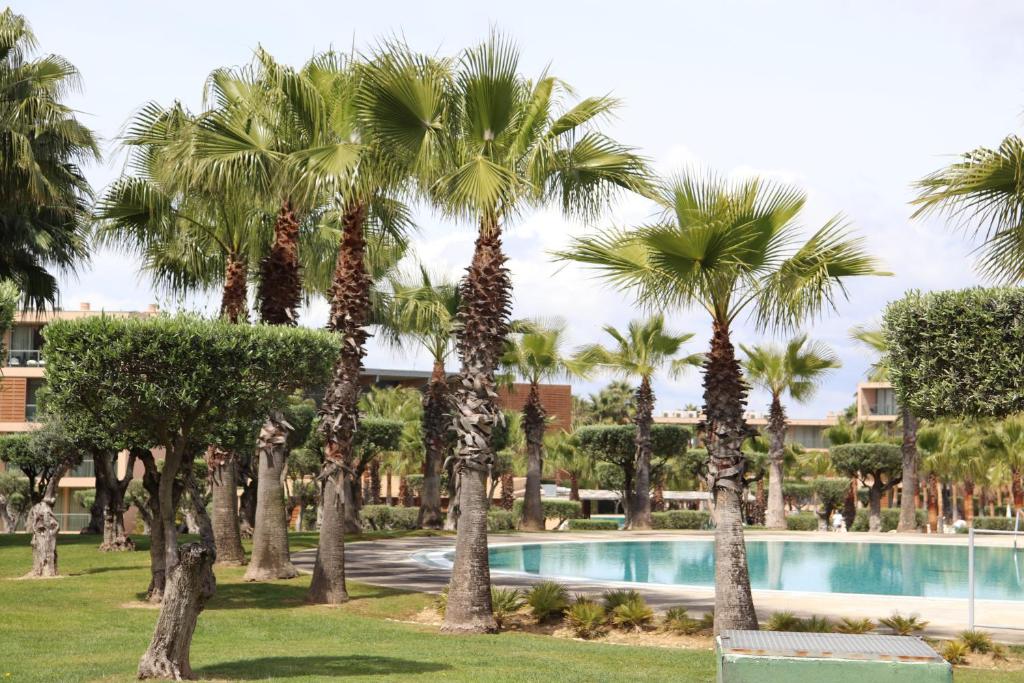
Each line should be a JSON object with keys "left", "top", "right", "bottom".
{"left": 831, "top": 444, "right": 902, "bottom": 532}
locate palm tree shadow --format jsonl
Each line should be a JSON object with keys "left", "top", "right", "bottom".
{"left": 206, "top": 581, "right": 311, "bottom": 610}
{"left": 198, "top": 655, "right": 449, "bottom": 679}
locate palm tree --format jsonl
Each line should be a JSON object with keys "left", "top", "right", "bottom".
{"left": 370, "top": 33, "right": 648, "bottom": 633}
{"left": 580, "top": 315, "right": 699, "bottom": 529}
{"left": 850, "top": 326, "right": 921, "bottom": 533}
{"left": 555, "top": 171, "right": 886, "bottom": 632}
{"left": 501, "top": 321, "right": 589, "bottom": 531}
{"left": 0, "top": 9, "right": 99, "bottom": 310}
{"left": 375, "top": 266, "right": 460, "bottom": 528}
{"left": 983, "top": 416, "right": 1024, "bottom": 515}
{"left": 912, "top": 135, "right": 1024, "bottom": 284}
{"left": 545, "top": 430, "right": 591, "bottom": 502}
{"left": 741, "top": 335, "right": 839, "bottom": 529}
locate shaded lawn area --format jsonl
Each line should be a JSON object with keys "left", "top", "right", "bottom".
{"left": 0, "top": 533, "right": 1017, "bottom": 683}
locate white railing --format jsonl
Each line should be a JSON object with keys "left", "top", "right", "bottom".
{"left": 966, "top": 509, "right": 1024, "bottom": 631}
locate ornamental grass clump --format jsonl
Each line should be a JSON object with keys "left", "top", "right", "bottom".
{"left": 958, "top": 630, "right": 993, "bottom": 654}
{"left": 490, "top": 587, "right": 526, "bottom": 628}
{"left": 765, "top": 611, "right": 801, "bottom": 631}
{"left": 880, "top": 612, "right": 929, "bottom": 636}
{"left": 835, "top": 617, "right": 875, "bottom": 634}
{"left": 526, "top": 581, "right": 570, "bottom": 623}
{"left": 567, "top": 597, "right": 607, "bottom": 639}
{"left": 941, "top": 640, "right": 970, "bottom": 665}
{"left": 662, "top": 606, "right": 702, "bottom": 635}
{"left": 611, "top": 595, "right": 654, "bottom": 632}
{"left": 601, "top": 588, "right": 642, "bottom": 613}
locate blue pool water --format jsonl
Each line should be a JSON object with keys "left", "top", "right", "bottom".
{"left": 487, "top": 540, "right": 1024, "bottom": 601}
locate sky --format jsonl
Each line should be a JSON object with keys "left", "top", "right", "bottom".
{"left": 13, "top": 0, "right": 1024, "bottom": 418}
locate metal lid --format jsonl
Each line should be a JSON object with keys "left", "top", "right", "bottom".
{"left": 718, "top": 630, "right": 943, "bottom": 663}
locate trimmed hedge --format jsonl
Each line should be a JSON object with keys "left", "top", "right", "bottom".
{"left": 884, "top": 288, "right": 1024, "bottom": 419}
{"left": 830, "top": 444, "right": 902, "bottom": 478}
{"left": 360, "top": 504, "right": 419, "bottom": 531}
{"left": 785, "top": 512, "right": 819, "bottom": 531}
{"left": 512, "top": 499, "right": 582, "bottom": 524}
{"left": 973, "top": 516, "right": 1016, "bottom": 531}
{"left": 651, "top": 510, "right": 711, "bottom": 530}
{"left": 487, "top": 509, "right": 516, "bottom": 532}
{"left": 851, "top": 508, "right": 927, "bottom": 532}
{"left": 567, "top": 519, "right": 619, "bottom": 531}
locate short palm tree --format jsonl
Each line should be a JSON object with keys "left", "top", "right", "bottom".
{"left": 373, "top": 33, "right": 649, "bottom": 633}
{"left": 741, "top": 335, "right": 839, "bottom": 529}
{"left": 375, "top": 265, "right": 460, "bottom": 528}
{"left": 912, "top": 135, "right": 1024, "bottom": 283}
{"left": 545, "top": 430, "right": 590, "bottom": 502}
{"left": 0, "top": 9, "right": 99, "bottom": 310}
{"left": 850, "top": 325, "right": 921, "bottom": 533}
{"left": 983, "top": 416, "right": 1024, "bottom": 515}
{"left": 580, "top": 315, "right": 700, "bottom": 529}
{"left": 501, "top": 321, "right": 590, "bottom": 531}
{"left": 555, "top": 171, "right": 886, "bottom": 632}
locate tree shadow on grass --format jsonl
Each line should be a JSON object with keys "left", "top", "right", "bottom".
{"left": 198, "top": 655, "right": 449, "bottom": 679}
{"left": 71, "top": 565, "right": 142, "bottom": 576}
{"left": 206, "top": 581, "right": 312, "bottom": 610}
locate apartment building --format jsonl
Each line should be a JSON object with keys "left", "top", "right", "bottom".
{"left": 655, "top": 409, "right": 839, "bottom": 451}
{"left": 855, "top": 381, "right": 900, "bottom": 426}
{"left": 0, "top": 302, "right": 158, "bottom": 531}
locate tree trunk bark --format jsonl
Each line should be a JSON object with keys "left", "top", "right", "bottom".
{"left": 27, "top": 499, "right": 60, "bottom": 577}
{"left": 630, "top": 376, "right": 654, "bottom": 530}
{"left": 418, "top": 364, "right": 447, "bottom": 528}
{"left": 764, "top": 395, "right": 786, "bottom": 529}
{"left": 244, "top": 414, "right": 298, "bottom": 581}
{"left": 520, "top": 383, "right": 546, "bottom": 531}
{"left": 936, "top": 478, "right": 945, "bottom": 531}
{"left": 897, "top": 406, "right": 919, "bottom": 532}
{"left": 1012, "top": 468, "right": 1023, "bottom": 514}
{"left": 869, "top": 480, "right": 883, "bottom": 533}
{"left": 220, "top": 253, "right": 248, "bottom": 324}
{"left": 207, "top": 447, "right": 245, "bottom": 566}
{"left": 256, "top": 201, "right": 301, "bottom": 326}
{"left": 843, "top": 479, "right": 857, "bottom": 531}
{"left": 98, "top": 451, "right": 137, "bottom": 552}
{"left": 703, "top": 319, "right": 758, "bottom": 634}
{"left": 82, "top": 459, "right": 110, "bottom": 535}
{"left": 307, "top": 466, "right": 348, "bottom": 604}
{"left": 238, "top": 461, "right": 257, "bottom": 539}
{"left": 399, "top": 477, "right": 413, "bottom": 507}
{"left": 569, "top": 474, "right": 579, "bottom": 502}
{"left": 442, "top": 218, "right": 510, "bottom": 634}
{"left": 500, "top": 473, "right": 514, "bottom": 511}
{"left": 139, "top": 452, "right": 168, "bottom": 601}
{"left": 369, "top": 460, "right": 381, "bottom": 505}
{"left": 926, "top": 472, "right": 939, "bottom": 532}
{"left": 963, "top": 478, "right": 975, "bottom": 526}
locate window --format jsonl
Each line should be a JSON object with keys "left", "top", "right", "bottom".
{"left": 8, "top": 325, "right": 44, "bottom": 367}
{"left": 874, "top": 388, "right": 898, "bottom": 416}
{"left": 25, "top": 378, "right": 43, "bottom": 421}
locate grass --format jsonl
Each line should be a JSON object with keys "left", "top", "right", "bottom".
{"left": 0, "top": 533, "right": 1019, "bottom": 682}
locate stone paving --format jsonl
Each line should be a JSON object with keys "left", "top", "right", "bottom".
{"left": 292, "top": 529, "right": 1024, "bottom": 642}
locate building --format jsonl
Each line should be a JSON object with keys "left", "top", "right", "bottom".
{"left": 855, "top": 381, "right": 900, "bottom": 426}
{"left": 0, "top": 302, "right": 159, "bottom": 531}
{"left": 655, "top": 409, "right": 839, "bottom": 451}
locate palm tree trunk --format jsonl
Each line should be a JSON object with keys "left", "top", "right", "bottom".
{"left": 369, "top": 459, "right": 381, "bottom": 505}
{"left": 926, "top": 473, "right": 938, "bottom": 532}
{"left": 307, "top": 466, "right": 348, "bottom": 604}
{"left": 764, "top": 394, "right": 786, "bottom": 529}
{"left": 703, "top": 320, "right": 758, "bottom": 634}
{"left": 843, "top": 479, "right": 857, "bottom": 530}
{"left": 207, "top": 447, "right": 245, "bottom": 566}
{"left": 963, "top": 478, "right": 975, "bottom": 526}
{"left": 631, "top": 376, "right": 654, "bottom": 530}
{"left": 521, "top": 383, "right": 546, "bottom": 531}
{"left": 220, "top": 253, "right": 248, "bottom": 324}
{"left": 244, "top": 413, "right": 298, "bottom": 581}
{"left": 442, "top": 218, "right": 510, "bottom": 635}
{"left": 569, "top": 473, "right": 580, "bottom": 502}
{"left": 418, "top": 362, "right": 447, "bottom": 528}
{"left": 500, "top": 473, "right": 514, "bottom": 510}
{"left": 897, "top": 406, "right": 919, "bottom": 532}
{"left": 385, "top": 467, "right": 393, "bottom": 506}
{"left": 1013, "top": 468, "right": 1023, "bottom": 514}
{"left": 868, "top": 479, "right": 883, "bottom": 532}
{"left": 309, "top": 200, "right": 370, "bottom": 605}
{"left": 256, "top": 201, "right": 301, "bottom": 326}
{"left": 936, "top": 478, "right": 945, "bottom": 530}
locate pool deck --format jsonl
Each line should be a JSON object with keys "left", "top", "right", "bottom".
{"left": 291, "top": 530, "right": 1024, "bottom": 643}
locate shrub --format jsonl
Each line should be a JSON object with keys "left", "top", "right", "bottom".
{"left": 941, "top": 640, "right": 970, "bottom": 665}
{"left": 662, "top": 606, "right": 702, "bottom": 635}
{"left": 487, "top": 509, "right": 516, "bottom": 532}
{"left": 958, "top": 630, "right": 993, "bottom": 654}
{"left": 650, "top": 510, "right": 711, "bottom": 530}
{"left": 512, "top": 499, "right": 582, "bottom": 525}
{"left": 611, "top": 596, "right": 654, "bottom": 632}
{"left": 766, "top": 611, "right": 801, "bottom": 631}
{"left": 973, "top": 517, "right": 1016, "bottom": 531}
{"left": 851, "top": 509, "right": 926, "bottom": 532}
{"left": 601, "top": 588, "right": 642, "bottom": 613}
{"left": 567, "top": 518, "right": 618, "bottom": 531}
{"left": 801, "top": 615, "right": 833, "bottom": 633}
{"left": 879, "top": 612, "right": 928, "bottom": 636}
{"left": 783, "top": 481, "right": 814, "bottom": 506}
{"left": 526, "top": 581, "right": 569, "bottom": 622}
{"left": 836, "top": 617, "right": 875, "bottom": 634}
{"left": 567, "top": 597, "right": 607, "bottom": 639}
{"left": 434, "top": 586, "right": 449, "bottom": 616}
{"left": 785, "top": 512, "right": 818, "bottom": 531}
{"left": 490, "top": 587, "right": 525, "bottom": 628}
{"left": 360, "top": 505, "right": 419, "bottom": 531}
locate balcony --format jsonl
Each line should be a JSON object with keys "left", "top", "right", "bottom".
{"left": 7, "top": 349, "right": 44, "bottom": 367}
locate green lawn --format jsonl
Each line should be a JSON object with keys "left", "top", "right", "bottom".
{"left": 0, "top": 533, "right": 1016, "bottom": 682}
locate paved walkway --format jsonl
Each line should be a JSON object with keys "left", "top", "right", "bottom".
{"left": 291, "top": 530, "right": 1024, "bottom": 642}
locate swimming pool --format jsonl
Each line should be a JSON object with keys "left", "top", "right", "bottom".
{"left": 485, "top": 539, "right": 1023, "bottom": 601}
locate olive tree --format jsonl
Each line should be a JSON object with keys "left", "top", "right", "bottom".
{"left": 810, "top": 477, "right": 851, "bottom": 530}
{"left": 42, "top": 315, "right": 338, "bottom": 680}
{"left": 0, "top": 470, "right": 29, "bottom": 532}
{"left": 830, "top": 444, "right": 902, "bottom": 532}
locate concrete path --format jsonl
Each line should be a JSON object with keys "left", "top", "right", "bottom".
{"left": 292, "top": 530, "right": 1024, "bottom": 642}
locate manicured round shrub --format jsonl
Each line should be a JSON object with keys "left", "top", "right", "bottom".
{"left": 851, "top": 509, "right": 926, "bottom": 532}
{"left": 785, "top": 512, "right": 818, "bottom": 531}
{"left": 512, "top": 498, "right": 581, "bottom": 524}
{"left": 487, "top": 509, "right": 516, "bottom": 532}
{"left": 360, "top": 505, "right": 419, "bottom": 531}
{"left": 972, "top": 516, "right": 1016, "bottom": 531}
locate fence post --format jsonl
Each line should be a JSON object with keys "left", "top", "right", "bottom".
{"left": 967, "top": 526, "right": 975, "bottom": 631}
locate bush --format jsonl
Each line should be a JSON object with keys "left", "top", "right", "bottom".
{"left": 601, "top": 588, "right": 642, "bottom": 613}
{"left": 487, "top": 509, "right": 516, "bottom": 532}
{"left": 662, "top": 606, "right": 702, "bottom": 635}
{"left": 973, "top": 516, "right": 1015, "bottom": 531}
{"left": 651, "top": 510, "right": 711, "bottom": 530}
{"left": 785, "top": 512, "right": 819, "bottom": 531}
{"left": 360, "top": 505, "right": 419, "bottom": 531}
{"left": 851, "top": 509, "right": 927, "bottom": 532}
{"left": 879, "top": 612, "right": 928, "bottom": 636}
{"left": 801, "top": 615, "right": 833, "bottom": 633}
{"left": 567, "top": 597, "right": 607, "bottom": 639}
{"left": 958, "top": 630, "right": 993, "bottom": 654}
{"left": 526, "top": 581, "right": 569, "bottom": 623}
{"left": 567, "top": 518, "right": 618, "bottom": 531}
{"left": 610, "top": 596, "right": 654, "bottom": 632}
{"left": 434, "top": 586, "right": 449, "bottom": 616}
{"left": 766, "top": 611, "right": 801, "bottom": 631}
{"left": 490, "top": 587, "right": 525, "bottom": 628}
{"left": 512, "top": 499, "right": 582, "bottom": 524}
{"left": 836, "top": 617, "right": 875, "bottom": 634}
{"left": 941, "top": 640, "right": 970, "bottom": 665}
{"left": 782, "top": 481, "right": 814, "bottom": 506}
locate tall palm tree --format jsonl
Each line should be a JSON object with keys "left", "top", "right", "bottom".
{"left": 501, "top": 321, "right": 589, "bottom": 531}
{"left": 850, "top": 325, "right": 921, "bottom": 533}
{"left": 0, "top": 9, "right": 99, "bottom": 310}
{"left": 545, "top": 429, "right": 591, "bottom": 502}
{"left": 373, "top": 33, "right": 649, "bottom": 633}
{"left": 579, "top": 315, "right": 699, "bottom": 529}
{"left": 376, "top": 266, "right": 460, "bottom": 528}
{"left": 555, "top": 172, "right": 886, "bottom": 632}
{"left": 741, "top": 335, "right": 839, "bottom": 529}
{"left": 983, "top": 416, "right": 1024, "bottom": 515}
{"left": 912, "top": 135, "right": 1024, "bottom": 284}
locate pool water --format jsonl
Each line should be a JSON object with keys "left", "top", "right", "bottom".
{"left": 487, "top": 540, "right": 1024, "bottom": 601}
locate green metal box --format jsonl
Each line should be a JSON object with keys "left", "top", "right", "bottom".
{"left": 716, "top": 630, "right": 952, "bottom": 683}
